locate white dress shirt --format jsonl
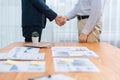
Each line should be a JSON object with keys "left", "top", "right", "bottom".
{"left": 66, "top": 0, "right": 105, "bottom": 35}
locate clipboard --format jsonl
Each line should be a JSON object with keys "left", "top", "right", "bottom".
{"left": 24, "top": 42, "right": 54, "bottom": 48}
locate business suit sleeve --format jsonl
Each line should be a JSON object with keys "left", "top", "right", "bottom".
{"left": 30, "top": 0, "right": 57, "bottom": 21}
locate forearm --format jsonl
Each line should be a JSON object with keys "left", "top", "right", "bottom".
{"left": 82, "top": 0, "right": 102, "bottom": 35}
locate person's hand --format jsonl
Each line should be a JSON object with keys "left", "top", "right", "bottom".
{"left": 55, "top": 16, "right": 66, "bottom": 26}
{"left": 60, "top": 16, "right": 67, "bottom": 26}
{"left": 79, "top": 33, "right": 88, "bottom": 43}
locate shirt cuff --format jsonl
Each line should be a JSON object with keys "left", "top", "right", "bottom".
{"left": 65, "top": 14, "right": 71, "bottom": 21}
{"left": 82, "top": 29, "right": 90, "bottom": 35}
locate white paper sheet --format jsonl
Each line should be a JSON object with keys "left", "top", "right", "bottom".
{"left": 53, "top": 58, "right": 99, "bottom": 72}
{"left": 0, "top": 47, "right": 45, "bottom": 60}
{"left": 0, "top": 53, "right": 7, "bottom": 59}
{"left": 28, "top": 61, "right": 46, "bottom": 72}
{"left": 52, "top": 46, "right": 89, "bottom": 51}
{"left": 52, "top": 51, "right": 98, "bottom": 58}
{"left": 0, "top": 60, "right": 46, "bottom": 72}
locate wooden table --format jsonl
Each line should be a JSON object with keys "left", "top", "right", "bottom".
{"left": 0, "top": 42, "right": 120, "bottom": 80}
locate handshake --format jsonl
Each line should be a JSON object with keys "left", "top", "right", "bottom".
{"left": 55, "top": 16, "right": 67, "bottom": 26}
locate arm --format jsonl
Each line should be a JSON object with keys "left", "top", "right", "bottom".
{"left": 29, "top": 0, "right": 57, "bottom": 21}
{"left": 65, "top": 0, "right": 80, "bottom": 20}
{"left": 82, "top": 0, "right": 102, "bottom": 35}
{"left": 79, "top": 0, "right": 102, "bottom": 43}
{"left": 58, "top": 1, "right": 80, "bottom": 26}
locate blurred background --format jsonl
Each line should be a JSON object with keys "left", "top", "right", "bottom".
{"left": 0, "top": 0, "right": 120, "bottom": 48}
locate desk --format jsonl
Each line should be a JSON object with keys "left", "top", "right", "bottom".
{"left": 0, "top": 42, "right": 120, "bottom": 80}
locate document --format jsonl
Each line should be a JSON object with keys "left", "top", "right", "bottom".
{"left": 53, "top": 58, "right": 99, "bottom": 72}
{"left": 52, "top": 46, "right": 98, "bottom": 58}
{"left": 8, "top": 47, "right": 40, "bottom": 54}
{"left": 52, "top": 51, "right": 98, "bottom": 58}
{"left": 0, "top": 53, "right": 7, "bottom": 60}
{"left": 28, "top": 61, "right": 46, "bottom": 72}
{"left": 52, "top": 46, "right": 89, "bottom": 51}
{"left": 0, "top": 60, "right": 46, "bottom": 72}
{"left": 0, "top": 47, "right": 45, "bottom": 60}
{"left": 0, "top": 60, "right": 29, "bottom": 72}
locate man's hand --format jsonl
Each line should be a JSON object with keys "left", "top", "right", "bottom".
{"left": 55, "top": 16, "right": 66, "bottom": 26}
{"left": 79, "top": 33, "right": 88, "bottom": 43}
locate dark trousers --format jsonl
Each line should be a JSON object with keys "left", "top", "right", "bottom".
{"left": 22, "top": 26, "right": 43, "bottom": 42}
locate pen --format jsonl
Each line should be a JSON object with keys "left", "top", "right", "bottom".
{"left": 28, "top": 74, "right": 51, "bottom": 80}
{"left": 24, "top": 47, "right": 32, "bottom": 53}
